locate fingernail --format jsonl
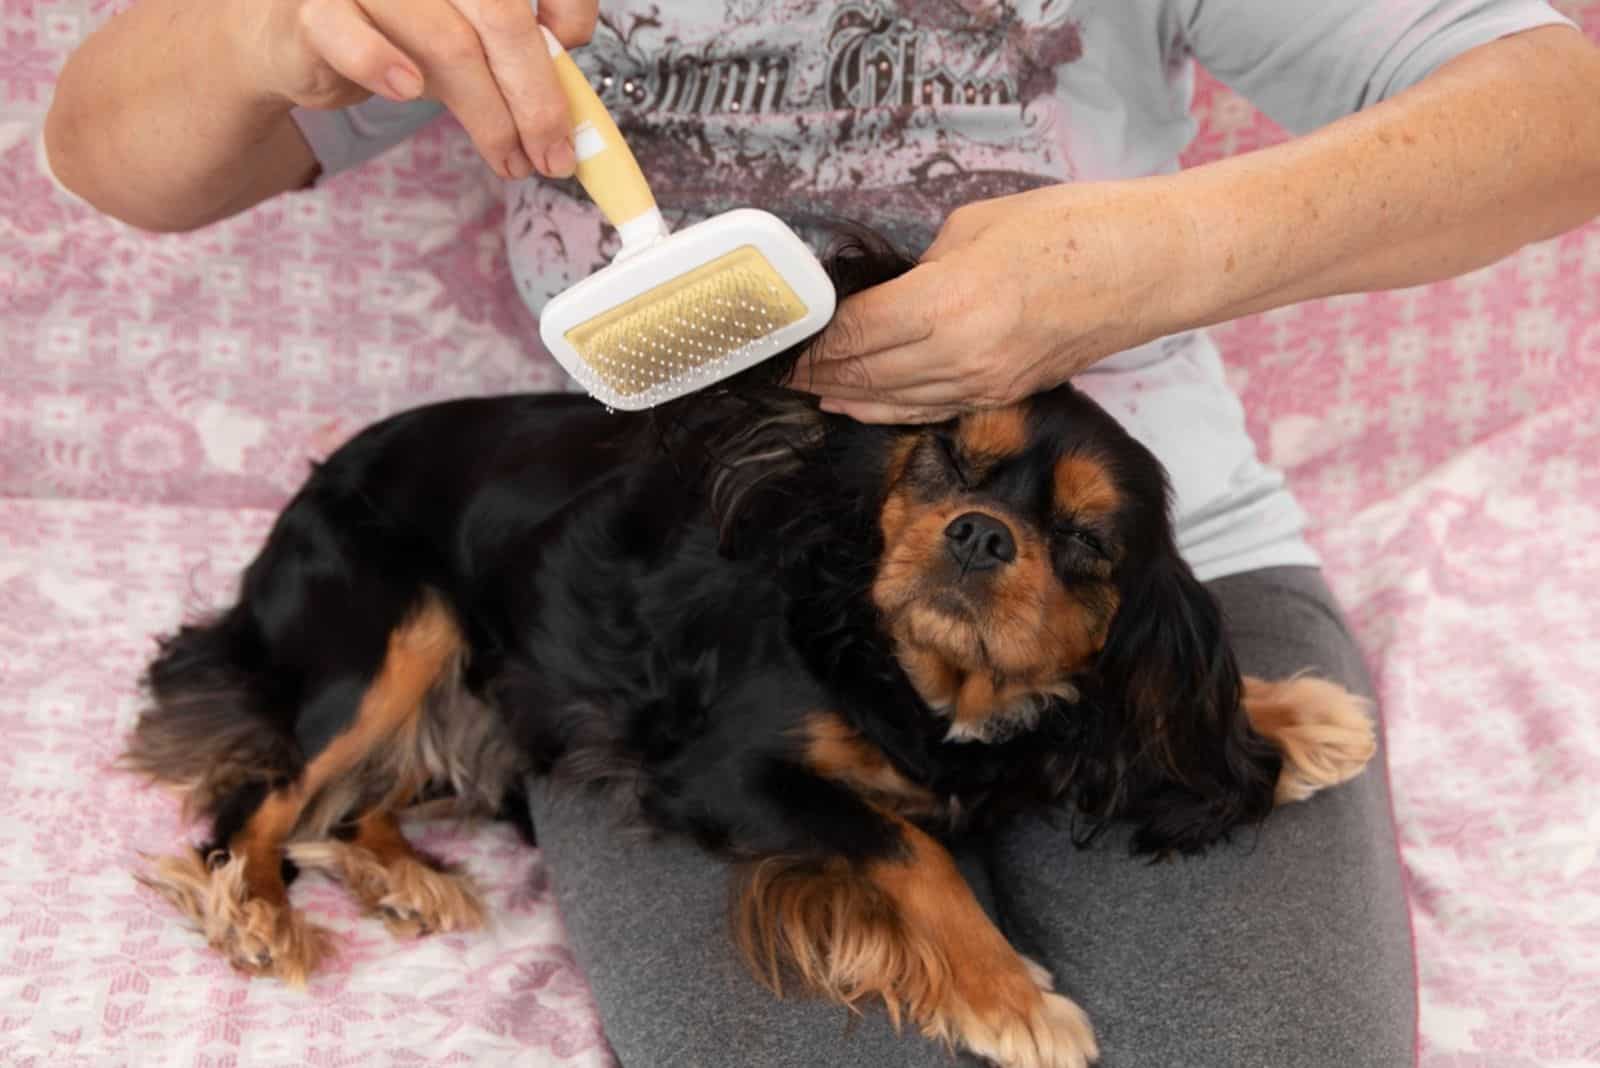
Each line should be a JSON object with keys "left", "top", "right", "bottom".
{"left": 544, "top": 139, "right": 576, "bottom": 178}
{"left": 506, "top": 150, "right": 532, "bottom": 180}
{"left": 818, "top": 398, "right": 841, "bottom": 413}
{"left": 385, "top": 67, "right": 424, "bottom": 101}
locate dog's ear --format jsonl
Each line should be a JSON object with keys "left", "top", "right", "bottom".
{"left": 821, "top": 223, "right": 917, "bottom": 297}
{"left": 1082, "top": 552, "right": 1280, "bottom": 855}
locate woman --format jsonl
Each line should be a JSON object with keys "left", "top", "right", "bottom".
{"left": 45, "top": 1, "right": 1600, "bottom": 1063}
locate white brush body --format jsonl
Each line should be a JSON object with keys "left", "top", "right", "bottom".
{"left": 538, "top": 209, "right": 836, "bottom": 411}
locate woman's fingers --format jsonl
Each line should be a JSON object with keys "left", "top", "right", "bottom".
{"left": 276, "top": 0, "right": 597, "bottom": 177}
{"left": 817, "top": 398, "right": 958, "bottom": 425}
{"left": 447, "top": 0, "right": 575, "bottom": 177}
{"left": 802, "top": 267, "right": 937, "bottom": 368}
{"left": 536, "top": 0, "right": 599, "bottom": 47}
{"left": 325, "top": 0, "right": 572, "bottom": 179}
{"left": 793, "top": 344, "right": 970, "bottom": 404}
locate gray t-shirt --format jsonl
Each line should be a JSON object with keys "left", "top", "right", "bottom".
{"left": 295, "top": 0, "right": 1568, "bottom": 580}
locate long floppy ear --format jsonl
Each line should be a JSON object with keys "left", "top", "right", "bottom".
{"left": 1081, "top": 553, "right": 1280, "bottom": 856}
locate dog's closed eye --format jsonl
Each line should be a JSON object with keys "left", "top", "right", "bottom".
{"left": 1054, "top": 523, "right": 1109, "bottom": 560}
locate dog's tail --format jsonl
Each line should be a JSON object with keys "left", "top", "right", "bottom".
{"left": 122, "top": 607, "right": 300, "bottom": 822}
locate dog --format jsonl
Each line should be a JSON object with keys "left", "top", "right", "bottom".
{"left": 124, "top": 231, "right": 1374, "bottom": 1068}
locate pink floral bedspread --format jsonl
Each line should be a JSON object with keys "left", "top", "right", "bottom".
{"left": 3, "top": 3, "right": 1598, "bottom": 1064}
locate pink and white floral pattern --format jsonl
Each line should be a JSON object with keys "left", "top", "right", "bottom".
{"left": 2, "top": 2, "right": 1598, "bottom": 1064}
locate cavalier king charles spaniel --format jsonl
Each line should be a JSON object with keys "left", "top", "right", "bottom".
{"left": 125, "top": 229, "right": 1374, "bottom": 1068}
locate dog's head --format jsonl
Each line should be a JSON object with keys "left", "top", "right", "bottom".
{"left": 872, "top": 388, "right": 1173, "bottom": 741}
{"left": 871, "top": 386, "right": 1283, "bottom": 847}
{"left": 707, "top": 224, "right": 1278, "bottom": 850}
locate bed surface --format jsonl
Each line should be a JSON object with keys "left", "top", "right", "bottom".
{"left": 2, "top": 3, "right": 1598, "bottom": 1063}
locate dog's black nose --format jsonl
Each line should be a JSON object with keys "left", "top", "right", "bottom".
{"left": 944, "top": 512, "right": 1016, "bottom": 571}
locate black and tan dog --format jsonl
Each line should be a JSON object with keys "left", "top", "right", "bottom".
{"left": 125, "top": 233, "right": 1373, "bottom": 1068}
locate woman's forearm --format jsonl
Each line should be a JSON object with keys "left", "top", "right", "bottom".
{"left": 1167, "top": 26, "right": 1600, "bottom": 330}
{"left": 44, "top": 0, "right": 316, "bottom": 232}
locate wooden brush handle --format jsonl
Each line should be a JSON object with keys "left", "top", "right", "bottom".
{"left": 542, "top": 26, "right": 664, "bottom": 244}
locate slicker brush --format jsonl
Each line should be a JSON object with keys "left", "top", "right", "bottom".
{"left": 534, "top": 28, "right": 836, "bottom": 411}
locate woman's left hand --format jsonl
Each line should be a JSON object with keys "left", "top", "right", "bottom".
{"left": 792, "top": 180, "right": 1194, "bottom": 424}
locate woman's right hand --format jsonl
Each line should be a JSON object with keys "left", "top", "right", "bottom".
{"left": 239, "top": 0, "right": 599, "bottom": 179}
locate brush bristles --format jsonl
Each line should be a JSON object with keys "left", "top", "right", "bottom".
{"left": 563, "top": 246, "right": 808, "bottom": 401}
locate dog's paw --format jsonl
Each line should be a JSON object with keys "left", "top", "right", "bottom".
{"left": 136, "top": 851, "right": 334, "bottom": 986}
{"left": 223, "top": 895, "right": 336, "bottom": 984}
{"left": 1245, "top": 676, "right": 1377, "bottom": 804}
{"left": 372, "top": 855, "right": 485, "bottom": 939}
{"left": 958, "top": 987, "right": 1099, "bottom": 1068}
{"left": 288, "top": 840, "right": 484, "bottom": 939}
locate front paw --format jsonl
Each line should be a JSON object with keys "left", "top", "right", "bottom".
{"left": 1245, "top": 676, "right": 1376, "bottom": 804}
{"left": 954, "top": 981, "right": 1099, "bottom": 1068}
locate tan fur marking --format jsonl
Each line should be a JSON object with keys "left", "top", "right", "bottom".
{"left": 299, "top": 596, "right": 465, "bottom": 813}
{"left": 898, "top": 646, "right": 1081, "bottom": 745}
{"left": 960, "top": 407, "right": 1029, "bottom": 460}
{"left": 288, "top": 813, "right": 484, "bottom": 939}
{"left": 897, "top": 645, "right": 962, "bottom": 712}
{"left": 870, "top": 822, "right": 1097, "bottom": 1066}
{"left": 954, "top": 671, "right": 1000, "bottom": 724}
{"left": 802, "top": 714, "right": 939, "bottom": 817}
{"left": 884, "top": 433, "right": 919, "bottom": 485}
{"left": 733, "top": 815, "right": 1097, "bottom": 1068}
{"left": 1244, "top": 675, "right": 1376, "bottom": 804}
{"left": 1053, "top": 456, "right": 1120, "bottom": 521}
{"left": 234, "top": 791, "right": 300, "bottom": 907}
{"left": 879, "top": 492, "right": 911, "bottom": 551}
{"left": 878, "top": 436, "right": 921, "bottom": 549}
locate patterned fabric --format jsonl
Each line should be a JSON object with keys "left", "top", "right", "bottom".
{"left": 2, "top": 1, "right": 1599, "bottom": 1064}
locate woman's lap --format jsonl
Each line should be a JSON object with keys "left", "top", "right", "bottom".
{"left": 528, "top": 783, "right": 967, "bottom": 1066}
{"left": 988, "top": 566, "right": 1416, "bottom": 1067}
{"left": 528, "top": 566, "right": 1416, "bottom": 1067}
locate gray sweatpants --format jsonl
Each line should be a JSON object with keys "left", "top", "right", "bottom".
{"left": 529, "top": 566, "right": 1417, "bottom": 1066}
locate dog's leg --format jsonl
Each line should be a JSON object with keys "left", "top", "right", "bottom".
{"left": 139, "top": 595, "right": 467, "bottom": 982}
{"left": 289, "top": 811, "right": 484, "bottom": 938}
{"left": 735, "top": 816, "right": 1098, "bottom": 1068}
{"left": 1244, "top": 675, "right": 1377, "bottom": 804}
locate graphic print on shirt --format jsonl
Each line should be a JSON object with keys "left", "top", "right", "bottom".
{"left": 582, "top": 1, "right": 1081, "bottom": 116}
{"left": 508, "top": 0, "right": 1086, "bottom": 311}
{"left": 497, "top": 0, "right": 1389, "bottom": 579}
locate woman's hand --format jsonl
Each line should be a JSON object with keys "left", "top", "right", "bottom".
{"left": 48, "top": 0, "right": 601, "bottom": 228}
{"left": 240, "top": 0, "right": 599, "bottom": 179}
{"left": 800, "top": 26, "right": 1600, "bottom": 427}
{"left": 793, "top": 181, "right": 1194, "bottom": 424}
